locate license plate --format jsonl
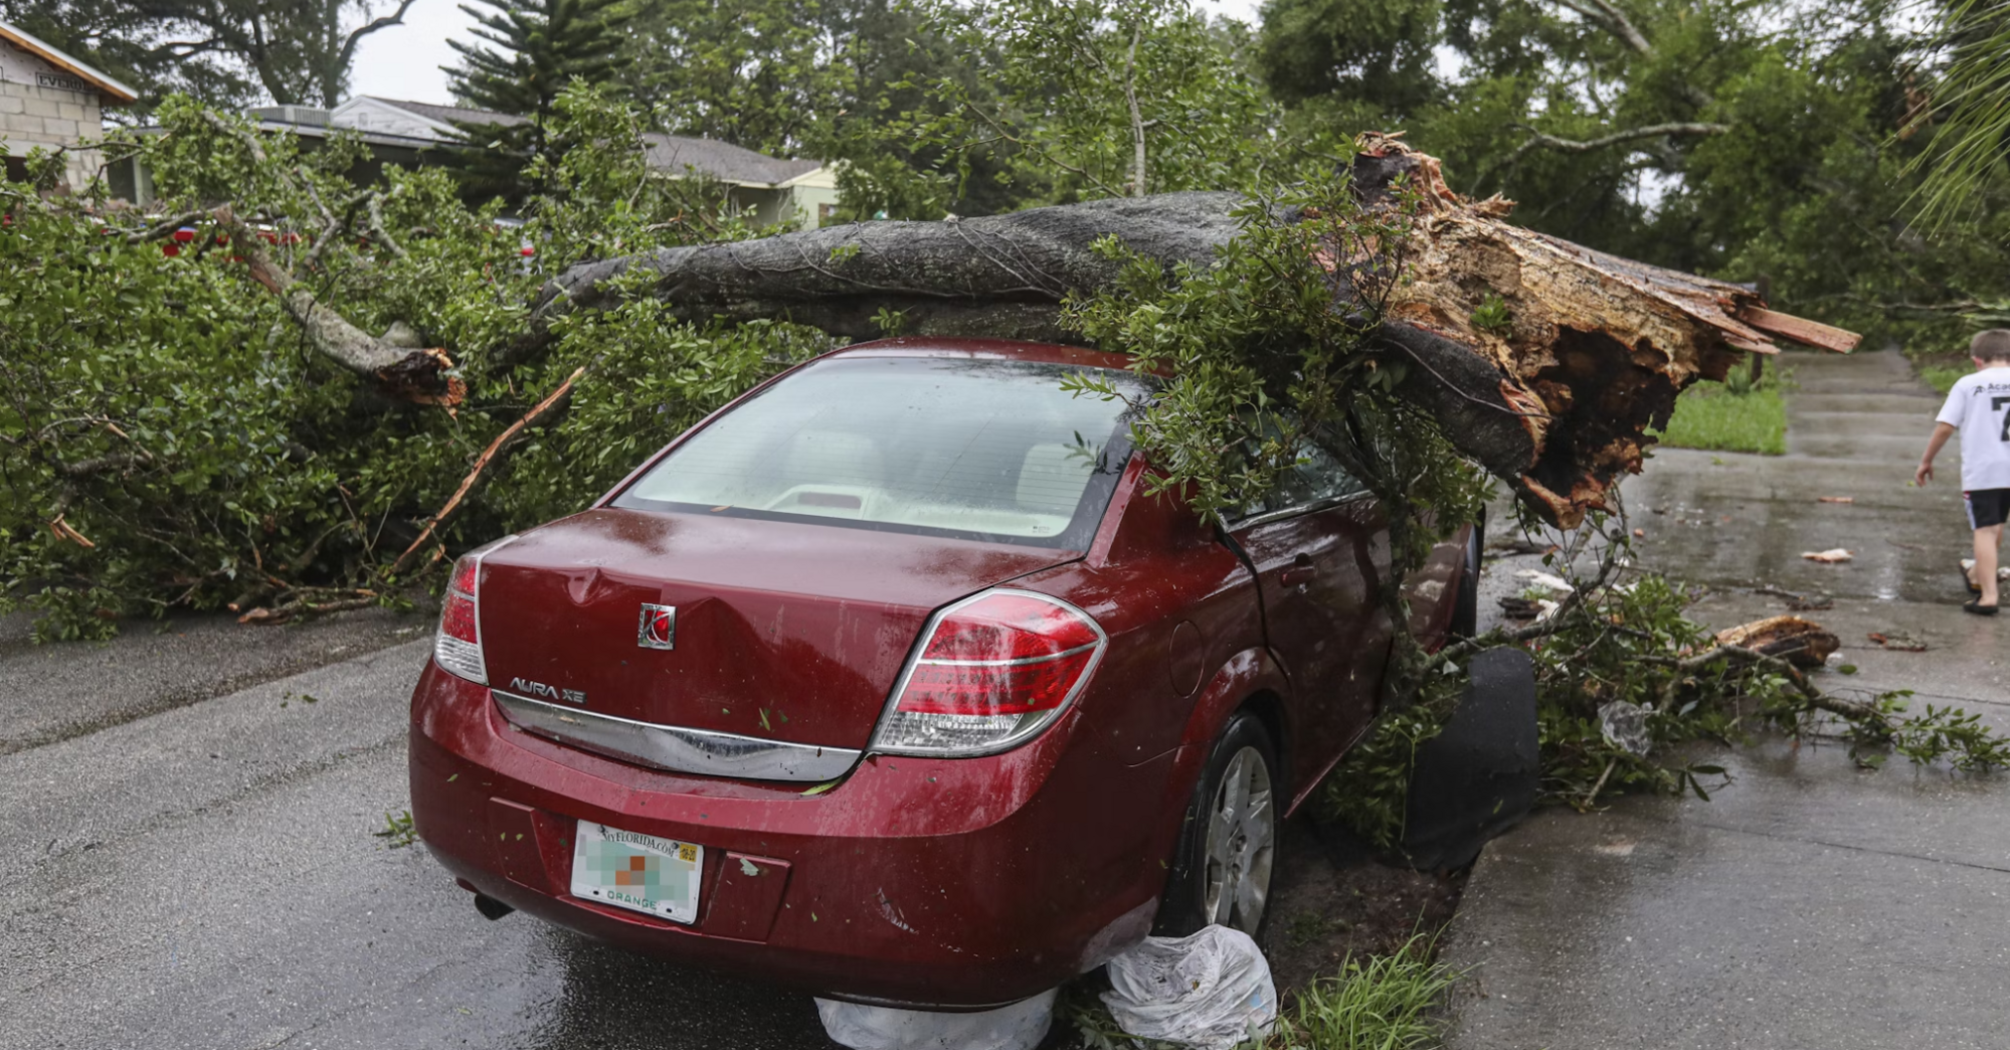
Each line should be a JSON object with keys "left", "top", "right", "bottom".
{"left": 570, "top": 820, "right": 703, "bottom": 924}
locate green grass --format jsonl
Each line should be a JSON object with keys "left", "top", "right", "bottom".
{"left": 374, "top": 809, "right": 418, "bottom": 849}
{"left": 1920, "top": 365, "right": 1967, "bottom": 395}
{"left": 1653, "top": 379, "right": 1788, "bottom": 455}
{"left": 1063, "top": 933, "right": 1459, "bottom": 1050}
{"left": 1281, "top": 934, "right": 1460, "bottom": 1050}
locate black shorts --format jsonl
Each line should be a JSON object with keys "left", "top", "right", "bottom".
{"left": 1968, "top": 489, "right": 2010, "bottom": 529}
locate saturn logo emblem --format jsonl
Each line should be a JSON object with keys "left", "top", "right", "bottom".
{"left": 638, "top": 603, "right": 676, "bottom": 649}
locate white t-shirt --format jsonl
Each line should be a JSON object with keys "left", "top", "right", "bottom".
{"left": 1936, "top": 368, "right": 2010, "bottom": 491}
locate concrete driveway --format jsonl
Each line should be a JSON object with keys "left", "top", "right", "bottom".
{"left": 1443, "top": 347, "right": 2010, "bottom": 1049}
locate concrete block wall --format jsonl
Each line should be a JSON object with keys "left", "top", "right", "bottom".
{"left": 0, "top": 80, "right": 105, "bottom": 190}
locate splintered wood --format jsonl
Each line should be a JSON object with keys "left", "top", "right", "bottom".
{"left": 1350, "top": 134, "right": 1861, "bottom": 526}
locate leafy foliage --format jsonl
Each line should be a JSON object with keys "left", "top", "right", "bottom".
{"left": 1312, "top": 693, "right": 1459, "bottom": 850}
{"left": 1318, "top": 513, "right": 2010, "bottom": 853}
{"left": 1908, "top": 0, "right": 2010, "bottom": 230}
{"left": 620, "top": 0, "right": 850, "bottom": 156}
{"left": 0, "top": 85, "right": 810, "bottom": 639}
{"left": 1253, "top": 0, "right": 2010, "bottom": 353}
{"left": 828, "top": 0, "right": 1286, "bottom": 215}
{"left": 445, "top": 0, "right": 629, "bottom": 201}
{"left": 1064, "top": 173, "right": 1489, "bottom": 564}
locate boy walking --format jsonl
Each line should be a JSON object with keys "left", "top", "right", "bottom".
{"left": 1916, "top": 329, "right": 2010, "bottom": 615}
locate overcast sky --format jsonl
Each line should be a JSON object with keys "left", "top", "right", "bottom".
{"left": 348, "top": 0, "right": 1268, "bottom": 105}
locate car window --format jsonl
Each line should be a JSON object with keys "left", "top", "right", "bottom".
{"left": 612, "top": 355, "right": 1146, "bottom": 548}
{"left": 1270, "top": 438, "right": 1368, "bottom": 508}
{"left": 1225, "top": 425, "right": 1368, "bottom": 522}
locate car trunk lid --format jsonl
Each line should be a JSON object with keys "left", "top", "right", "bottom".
{"left": 476, "top": 509, "right": 1079, "bottom": 754}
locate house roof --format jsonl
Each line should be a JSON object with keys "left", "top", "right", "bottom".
{"left": 0, "top": 20, "right": 138, "bottom": 103}
{"left": 642, "top": 133, "right": 821, "bottom": 188}
{"left": 367, "top": 97, "right": 527, "bottom": 130}
{"left": 214, "top": 94, "right": 828, "bottom": 187}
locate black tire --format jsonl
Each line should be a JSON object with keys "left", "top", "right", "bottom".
{"left": 1154, "top": 710, "right": 1280, "bottom": 938}
{"left": 1450, "top": 517, "right": 1483, "bottom": 641}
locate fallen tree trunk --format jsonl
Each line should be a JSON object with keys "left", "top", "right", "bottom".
{"left": 525, "top": 136, "right": 1858, "bottom": 527}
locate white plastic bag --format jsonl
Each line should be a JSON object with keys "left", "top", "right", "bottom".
{"left": 814, "top": 988, "right": 1057, "bottom": 1050}
{"left": 1101, "top": 925, "right": 1278, "bottom": 1049}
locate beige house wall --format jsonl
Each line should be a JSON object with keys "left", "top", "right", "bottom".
{"left": 725, "top": 170, "right": 842, "bottom": 231}
{"left": 728, "top": 183, "right": 842, "bottom": 232}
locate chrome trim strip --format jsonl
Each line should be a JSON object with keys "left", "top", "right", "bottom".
{"left": 491, "top": 690, "right": 860, "bottom": 783}
{"left": 917, "top": 641, "right": 1100, "bottom": 668}
{"left": 1230, "top": 490, "right": 1373, "bottom": 531}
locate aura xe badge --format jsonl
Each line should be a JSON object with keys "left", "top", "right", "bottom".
{"left": 509, "top": 677, "right": 586, "bottom": 705}
{"left": 639, "top": 603, "right": 677, "bottom": 650}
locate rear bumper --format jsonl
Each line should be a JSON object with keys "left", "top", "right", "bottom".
{"left": 408, "top": 660, "right": 1178, "bottom": 1007}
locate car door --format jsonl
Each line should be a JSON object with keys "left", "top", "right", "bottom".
{"left": 1228, "top": 440, "right": 1394, "bottom": 804}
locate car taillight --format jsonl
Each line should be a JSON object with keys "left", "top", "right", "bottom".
{"left": 433, "top": 537, "right": 513, "bottom": 684}
{"left": 870, "top": 590, "right": 1106, "bottom": 756}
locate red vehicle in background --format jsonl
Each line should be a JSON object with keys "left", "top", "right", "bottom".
{"left": 408, "top": 337, "right": 1477, "bottom": 1009}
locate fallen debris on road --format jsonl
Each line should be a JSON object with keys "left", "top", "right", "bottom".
{"left": 1714, "top": 615, "right": 1840, "bottom": 669}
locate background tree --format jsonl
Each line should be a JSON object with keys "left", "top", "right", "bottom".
{"left": 0, "top": 85, "right": 779, "bottom": 639}
{"left": 826, "top": 0, "right": 1283, "bottom": 218}
{"left": 1908, "top": 0, "right": 2010, "bottom": 230}
{"left": 618, "top": 0, "right": 847, "bottom": 156}
{"left": 1254, "top": 0, "right": 2010, "bottom": 351}
{"left": 446, "top": 0, "right": 624, "bottom": 200}
{"left": 0, "top": 0, "right": 419, "bottom": 112}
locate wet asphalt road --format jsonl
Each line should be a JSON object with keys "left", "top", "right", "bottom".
{"left": 0, "top": 609, "right": 833, "bottom": 1050}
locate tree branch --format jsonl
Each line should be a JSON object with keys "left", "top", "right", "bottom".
{"left": 1549, "top": 0, "right": 1655, "bottom": 54}
{"left": 52, "top": 452, "right": 150, "bottom": 478}
{"left": 208, "top": 205, "right": 460, "bottom": 404}
{"left": 387, "top": 367, "right": 586, "bottom": 577}
{"left": 365, "top": 192, "right": 410, "bottom": 261}
{"left": 1476, "top": 122, "right": 1731, "bottom": 191}
{"left": 126, "top": 209, "right": 215, "bottom": 244}
{"left": 957, "top": 100, "right": 1125, "bottom": 200}
{"left": 335, "top": 0, "right": 421, "bottom": 94}
{"left": 1124, "top": 22, "right": 1147, "bottom": 197}
{"left": 1509, "top": 121, "right": 1730, "bottom": 161}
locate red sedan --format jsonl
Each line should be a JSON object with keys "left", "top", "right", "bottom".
{"left": 409, "top": 337, "right": 1476, "bottom": 1009}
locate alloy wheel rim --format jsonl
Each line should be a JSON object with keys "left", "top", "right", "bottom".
{"left": 1201, "top": 744, "right": 1275, "bottom": 936}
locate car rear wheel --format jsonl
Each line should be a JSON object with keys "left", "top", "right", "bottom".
{"left": 1155, "top": 711, "right": 1278, "bottom": 938}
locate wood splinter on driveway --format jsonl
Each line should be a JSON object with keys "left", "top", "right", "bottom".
{"left": 1715, "top": 616, "right": 1840, "bottom": 669}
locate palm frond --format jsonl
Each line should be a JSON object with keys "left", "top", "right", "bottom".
{"left": 1909, "top": 0, "right": 2010, "bottom": 228}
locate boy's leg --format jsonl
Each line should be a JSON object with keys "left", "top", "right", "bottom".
{"left": 1979, "top": 524, "right": 2003, "bottom": 606}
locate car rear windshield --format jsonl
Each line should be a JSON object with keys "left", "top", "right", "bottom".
{"left": 612, "top": 355, "right": 1146, "bottom": 548}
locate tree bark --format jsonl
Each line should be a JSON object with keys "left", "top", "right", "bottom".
{"left": 526, "top": 137, "right": 1857, "bottom": 528}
